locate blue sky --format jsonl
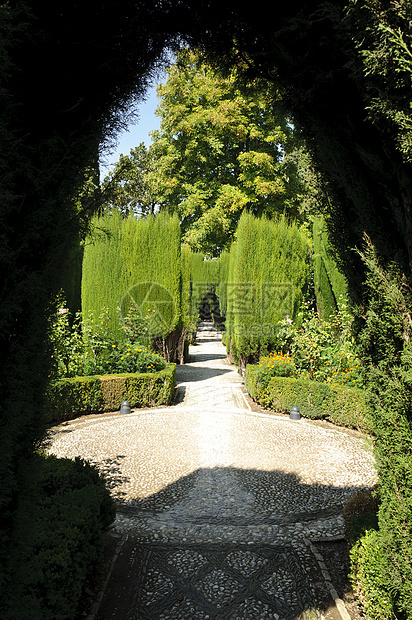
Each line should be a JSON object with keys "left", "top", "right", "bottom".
{"left": 99, "top": 83, "right": 162, "bottom": 178}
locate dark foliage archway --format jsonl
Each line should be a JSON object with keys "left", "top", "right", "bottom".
{"left": 1, "top": 1, "right": 411, "bottom": 615}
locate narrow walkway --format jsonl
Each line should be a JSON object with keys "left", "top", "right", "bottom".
{"left": 48, "top": 324, "right": 376, "bottom": 620}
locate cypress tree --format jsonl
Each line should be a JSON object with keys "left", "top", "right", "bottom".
{"left": 82, "top": 212, "right": 182, "bottom": 348}
{"left": 82, "top": 211, "right": 125, "bottom": 339}
{"left": 313, "top": 216, "right": 348, "bottom": 320}
{"left": 226, "top": 212, "right": 310, "bottom": 366}
{"left": 181, "top": 245, "right": 193, "bottom": 329}
{"left": 217, "top": 249, "right": 230, "bottom": 317}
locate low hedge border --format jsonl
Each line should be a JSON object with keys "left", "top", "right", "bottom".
{"left": 46, "top": 364, "right": 176, "bottom": 422}
{"left": 245, "top": 364, "right": 373, "bottom": 434}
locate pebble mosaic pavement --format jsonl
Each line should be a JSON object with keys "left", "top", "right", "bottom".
{"left": 47, "top": 324, "right": 377, "bottom": 620}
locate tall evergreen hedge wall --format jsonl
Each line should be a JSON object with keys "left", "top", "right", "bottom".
{"left": 82, "top": 212, "right": 182, "bottom": 341}
{"left": 181, "top": 248, "right": 228, "bottom": 328}
{"left": 313, "top": 216, "right": 348, "bottom": 320}
{"left": 217, "top": 249, "right": 230, "bottom": 317}
{"left": 225, "top": 212, "right": 310, "bottom": 366}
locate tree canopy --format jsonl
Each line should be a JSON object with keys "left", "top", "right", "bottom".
{"left": 100, "top": 143, "right": 157, "bottom": 217}
{"left": 148, "top": 49, "right": 314, "bottom": 255}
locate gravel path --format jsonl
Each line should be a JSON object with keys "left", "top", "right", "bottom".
{"left": 48, "top": 325, "right": 376, "bottom": 619}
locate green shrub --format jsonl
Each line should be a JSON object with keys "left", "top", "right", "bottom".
{"left": 245, "top": 364, "right": 372, "bottom": 433}
{"left": 5, "top": 454, "right": 115, "bottom": 620}
{"left": 99, "top": 374, "right": 127, "bottom": 410}
{"left": 313, "top": 216, "right": 348, "bottom": 321}
{"left": 274, "top": 303, "right": 365, "bottom": 388}
{"left": 255, "top": 351, "right": 296, "bottom": 386}
{"left": 46, "top": 364, "right": 176, "bottom": 422}
{"left": 124, "top": 366, "right": 176, "bottom": 408}
{"left": 343, "top": 487, "right": 380, "bottom": 546}
{"left": 349, "top": 529, "right": 395, "bottom": 619}
{"left": 46, "top": 375, "right": 104, "bottom": 420}
{"left": 99, "top": 341, "right": 166, "bottom": 374}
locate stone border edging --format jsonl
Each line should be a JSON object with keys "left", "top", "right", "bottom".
{"left": 85, "top": 532, "right": 128, "bottom": 620}
{"left": 305, "top": 538, "right": 352, "bottom": 620}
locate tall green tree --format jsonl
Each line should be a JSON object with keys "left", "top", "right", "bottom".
{"left": 148, "top": 49, "right": 308, "bottom": 255}
{"left": 225, "top": 212, "right": 311, "bottom": 367}
{"left": 101, "top": 143, "right": 156, "bottom": 217}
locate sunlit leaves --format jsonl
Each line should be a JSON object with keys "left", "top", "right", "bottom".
{"left": 148, "top": 49, "right": 296, "bottom": 255}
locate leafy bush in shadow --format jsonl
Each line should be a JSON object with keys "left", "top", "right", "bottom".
{"left": 4, "top": 454, "right": 116, "bottom": 620}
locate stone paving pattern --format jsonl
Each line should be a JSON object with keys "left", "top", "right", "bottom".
{"left": 48, "top": 325, "right": 377, "bottom": 619}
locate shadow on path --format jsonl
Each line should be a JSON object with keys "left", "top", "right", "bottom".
{"left": 176, "top": 366, "right": 232, "bottom": 382}
{"left": 186, "top": 351, "right": 228, "bottom": 362}
{"left": 113, "top": 466, "right": 362, "bottom": 527}
{"left": 96, "top": 465, "right": 363, "bottom": 619}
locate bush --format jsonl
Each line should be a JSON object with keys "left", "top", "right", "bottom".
{"left": 98, "top": 342, "right": 166, "bottom": 374}
{"left": 245, "top": 364, "right": 372, "bottom": 433}
{"left": 343, "top": 487, "right": 380, "bottom": 546}
{"left": 4, "top": 454, "right": 115, "bottom": 620}
{"left": 46, "top": 376, "right": 104, "bottom": 419}
{"left": 349, "top": 529, "right": 395, "bottom": 619}
{"left": 275, "top": 303, "right": 365, "bottom": 389}
{"left": 46, "top": 363, "right": 176, "bottom": 422}
{"left": 255, "top": 351, "right": 296, "bottom": 386}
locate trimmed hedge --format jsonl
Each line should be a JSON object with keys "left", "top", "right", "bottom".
{"left": 246, "top": 364, "right": 372, "bottom": 434}
{"left": 82, "top": 211, "right": 182, "bottom": 342}
{"left": 313, "top": 216, "right": 348, "bottom": 320}
{"left": 225, "top": 212, "right": 311, "bottom": 366}
{"left": 46, "top": 364, "right": 176, "bottom": 422}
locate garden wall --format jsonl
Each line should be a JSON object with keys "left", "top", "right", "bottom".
{"left": 46, "top": 364, "right": 176, "bottom": 422}
{"left": 246, "top": 364, "right": 372, "bottom": 435}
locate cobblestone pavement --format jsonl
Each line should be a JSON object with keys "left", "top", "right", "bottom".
{"left": 48, "top": 324, "right": 377, "bottom": 619}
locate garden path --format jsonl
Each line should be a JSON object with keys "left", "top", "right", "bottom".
{"left": 48, "top": 323, "right": 376, "bottom": 620}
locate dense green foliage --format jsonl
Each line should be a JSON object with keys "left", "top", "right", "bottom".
{"left": 82, "top": 211, "right": 183, "bottom": 359}
{"left": 354, "top": 242, "right": 412, "bottom": 617}
{"left": 313, "top": 217, "right": 348, "bottom": 320}
{"left": 4, "top": 454, "right": 115, "bottom": 620}
{"left": 271, "top": 302, "right": 364, "bottom": 388}
{"left": 255, "top": 351, "right": 296, "bottom": 385}
{"left": 342, "top": 488, "right": 393, "bottom": 618}
{"left": 101, "top": 143, "right": 156, "bottom": 217}
{"left": 49, "top": 297, "right": 113, "bottom": 378}
{"left": 148, "top": 49, "right": 310, "bottom": 255}
{"left": 82, "top": 212, "right": 129, "bottom": 341}
{"left": 99, "top": 342, "right": 166, "bottom": 375}
{"left": 46, "top": 364, "right": 176, "bottom": 422}
{"left": 350, "top": 528, "right": 395, "bottom": 618}
{"left": 225, "top": 212, "right": 310, "bottom": 367}
{"left": 49, "top": 298, "right": 168, "bottom": 378}
{"left": 245, "top": 365, "right": 372, "bottom": 434}
{"left": 1, "top": 0, "right": 412, "bottom": 615}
